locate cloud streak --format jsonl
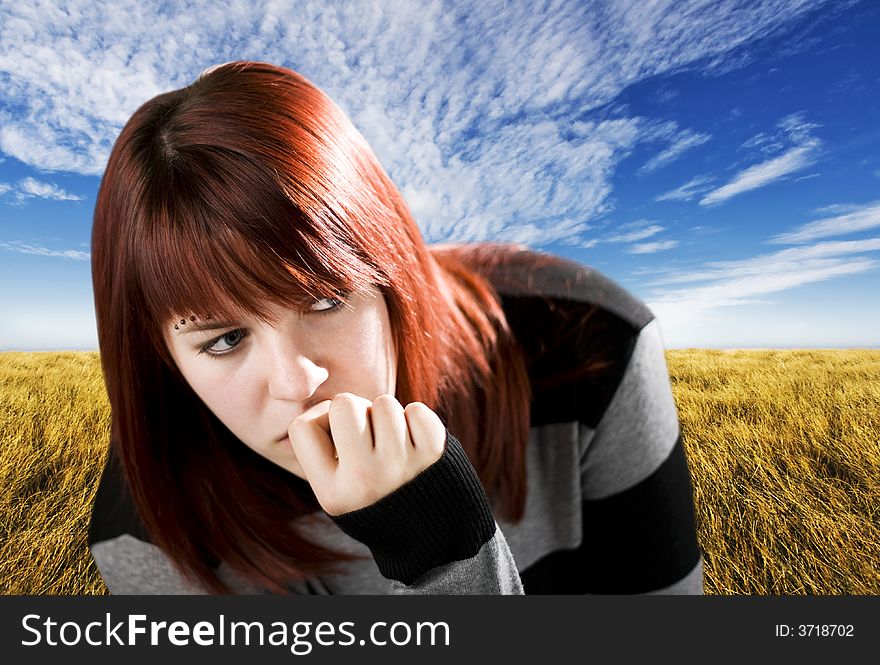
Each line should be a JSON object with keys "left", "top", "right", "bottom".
{"left": 699, "top": 111, "right": 820, "bottom": 206}
{"left": 19, "top": 177, "right": 83, "bottom": 202}
{"left": 699, "top": 142, "right": 817, "bottom": 206}
{"left": 606, "top": 224, "right": 665, "bottom": 243}
{"left": 0, "top": 178, "right": 83, "bottom": 204}
{"left": 645, "top": 237, "right": 880, "bottom": 334}
{"left": 629, "top": 240, "right": 679, "bottom": 254}
{"left": 0, "top": 240, "right": 90, "bottom": 260}
{"left": 649, "top": 237, "right": 880, "bottom": 286}
{"left": 655, "top": 175, "right": 714, "bottom": 202}
{"left": 639, "top": 128, "right": 711, "bottom": 174}
{"left": 768, "top": 200, "right": 880, "bottom": 243}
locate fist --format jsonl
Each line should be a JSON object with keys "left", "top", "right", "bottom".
{"left": 287, "top": 393, "right": 447, "bottom": 516}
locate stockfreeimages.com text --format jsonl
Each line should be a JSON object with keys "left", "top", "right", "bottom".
{"left": 21, "top": 613, "right": 450, "bottom": 654}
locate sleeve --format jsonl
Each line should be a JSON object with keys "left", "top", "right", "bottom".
{"left": 329, "top": 431, "right": 524, "bottom": 595}
{"left": 578, "top": 318, "right": 704, "bottom": 594}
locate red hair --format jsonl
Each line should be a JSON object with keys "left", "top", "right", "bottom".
{"left": 91, "top": 61, "right": 582, "bottom": 593}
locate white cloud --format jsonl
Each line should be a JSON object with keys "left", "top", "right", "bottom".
{"left": 639, "top": 127, "right": 711, "bottom": 174}
{"left": 650, "top": 257, "right": 876, "bottom": 341}
{"left": 0, "top": 0, "right": 829, "bottom": 246}
{"left": 606, "top": 224, "right": 665, "bottom": 243}
{"left": 15, "top": 177, "right": 83, "bottom": 202}
{"left": 700, "top": 142, "right": 817, "bottom": 206}
{"left": 700, "top": 111, "right": 821, "bottom": 206}
{"left": 0, "top": 240, "right": 90, "bottom": 260}
{"left": 0, "top": 182, "right": 11, "bottom": 195}
{"left": 740, "top": 132, "right": 785, "bottom": 155}
{"left": 649, "top": 237, "right": 880, "bottom": 286}
{"left": 655, "top": 175, "right": 714, "bottom": 202}
{"left": 769, "top": 201, "right": 880, "bottom": 243}
{"left": 628, "top": 240, "right": 679, "bottom": 254}
{"left": 777, "top": 111, "right": 821, "bottom": 144}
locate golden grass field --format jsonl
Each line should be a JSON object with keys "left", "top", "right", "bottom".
{"left": 1, "top": 349, "right": 878, "bottom": 595}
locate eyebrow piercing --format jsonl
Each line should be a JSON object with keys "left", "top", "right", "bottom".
{"left": 174, "top": 314, "right": 208, "bottom": 330}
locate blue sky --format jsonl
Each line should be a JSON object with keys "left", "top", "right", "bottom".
{"left": 1, "top": 0, "right": 879, "bottom": 350}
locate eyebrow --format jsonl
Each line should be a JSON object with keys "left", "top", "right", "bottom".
{"left": 176, "top": 321, "right": 238, "bottom": 335}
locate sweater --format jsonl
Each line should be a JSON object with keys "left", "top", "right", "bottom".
{"left": 88, "top": 251, "right": 704, "bottom": 594}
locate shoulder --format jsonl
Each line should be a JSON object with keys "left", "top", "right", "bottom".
{"left": 466, "top": 245, "right": 664, "bottom": 429}
{"left": 476, "top": 245, "right": 654, "bottom": 331}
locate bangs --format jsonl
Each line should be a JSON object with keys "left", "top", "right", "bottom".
{"left": 131, "top": 144, "right": 386, "bottom": 330}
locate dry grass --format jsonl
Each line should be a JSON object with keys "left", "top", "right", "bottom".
{"left": 1, "top": 349, "right": 878, "bottom": 594}
{"left": 0, "top": 351, "right": 110, "bottom": 594}
{"left": 668, "top": 349, "right": 880, "bottom": 595}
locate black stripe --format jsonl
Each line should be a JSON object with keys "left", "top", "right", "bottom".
{"left": 520, "top": 435, "right": 701, "bottom": 594}
{"left": 500, "top": 294, "right": 641, "bottom": 428}
{"left": 88, "top": 441, "right": 151, "bottom": 546}
{"left": 329, "top": 432, "right": 496, "bottom": 586}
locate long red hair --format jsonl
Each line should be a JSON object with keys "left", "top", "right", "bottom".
{"left": 92, "top": 61, "right": 579, "bottom": 593}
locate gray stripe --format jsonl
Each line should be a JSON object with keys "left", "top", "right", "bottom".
{"left": 389, "top": 526, "right": 523, "bottom": 595}
{"left": 495, "top": 422, "right": 583, "bottom": 571}
{"left": 91, "top": 535, "right": 204, "bottom": 595}
{"left": 580, "top": 318, "right": 680, "bottom": 500}
{"left": 90, "top": 534, "right": 264, "bottom": 594}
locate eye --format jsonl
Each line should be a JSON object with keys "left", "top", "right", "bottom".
{"left": 200, "top": 329, "right": 248, "bottom": 357}
{"left": 310, "top": 291, "right": 349, "bottom": 313}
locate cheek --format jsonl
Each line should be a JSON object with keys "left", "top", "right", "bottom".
{"left": 361, "top": 303, "right": 397, "bottom": 383}
{"left": 177, "top": 360, "right": 257, "bottom": 433}
{"left": 329, "top": 300, "right": 395, "bottom": 387}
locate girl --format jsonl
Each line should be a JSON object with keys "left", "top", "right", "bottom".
{"left": 88, "top": 61, "right": 703, "bottom": 595}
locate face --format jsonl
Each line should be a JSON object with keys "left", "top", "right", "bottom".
{"left": 163, "top": 285, "right": 397, "bottom": 480}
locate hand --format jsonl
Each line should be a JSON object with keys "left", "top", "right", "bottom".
{"left": 287, "top": 393, "right": 447, "bottom": 516}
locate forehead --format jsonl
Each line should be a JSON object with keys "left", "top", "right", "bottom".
{"left": 164, "top": 296, "right": 300, "bottom": 336}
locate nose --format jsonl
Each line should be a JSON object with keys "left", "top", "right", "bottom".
{"left": 265, "top": 330, "right": 329, "bottom": 404}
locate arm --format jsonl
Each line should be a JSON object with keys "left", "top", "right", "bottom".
{"left": 578, "top": 318, "right": 704, "bottom": 594}
{"left": 330, "top": 432, "right": 524, "bottom": 594}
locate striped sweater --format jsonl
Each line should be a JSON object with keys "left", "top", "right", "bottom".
{"left": 88, "top": 252, "right": 704, "bottom": 594}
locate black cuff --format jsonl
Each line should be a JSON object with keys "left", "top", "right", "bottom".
{"left": 328, "top": 431, "right": 496, "bottom": 585}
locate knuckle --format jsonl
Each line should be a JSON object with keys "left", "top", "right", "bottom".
{"left": 333, "top": 392, "right": 371, "bottom": 410}
{"left": 372, "top": 393, "right": 399, "bottom": 409}
{"left": 403, "top": 401, "right": 428, "bottom": 419}
{"left": 332, "top": 392, "right": 355, "bottom": 405}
